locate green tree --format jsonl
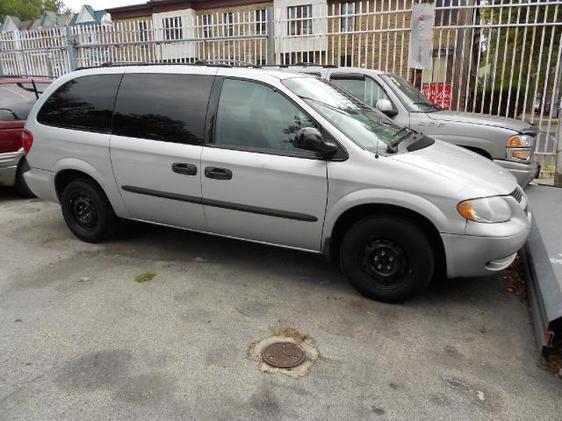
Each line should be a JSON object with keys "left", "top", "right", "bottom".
{"left": 0, "top": 0, "right": 68, "bottom": 22}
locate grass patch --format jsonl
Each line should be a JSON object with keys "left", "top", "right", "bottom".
{"left": 134, "top": 271, "right": 156, "bottom": 284}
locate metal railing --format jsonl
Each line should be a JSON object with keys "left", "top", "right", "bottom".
{"left": 0, "top": 1, "right": 560, "bottom": 168}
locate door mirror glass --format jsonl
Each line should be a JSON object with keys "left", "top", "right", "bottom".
{"left": 293, "top": 127, "right": 338, "bottom": 157}
{"left": 375, "top": 99, "right": 398, "bottom": 117}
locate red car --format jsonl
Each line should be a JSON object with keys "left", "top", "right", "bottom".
{"left": 0, "top": 77, "right": 51, "bottom": 197}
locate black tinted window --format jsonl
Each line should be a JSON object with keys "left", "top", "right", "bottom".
{"left": 0, "top": 82, "right": 49, "bottom": 120}
{"left": 113, "top": 73, "right": 213, "bottom": 144}
{"left": 38, "top": 75, "right": 121, "bottom": 132}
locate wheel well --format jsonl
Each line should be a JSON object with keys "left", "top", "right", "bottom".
{"left": 54, "top": 169, "right": 100, "bottom": 200}
{"left": 327, "top": 204, "right": 446, "bottom": 276}
{"left": 460, "top": 146, "right": 492, "bottom": 160}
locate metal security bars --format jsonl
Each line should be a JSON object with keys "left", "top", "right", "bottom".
{"left": 0, "top": 1, "right": 560, "bottom": 169}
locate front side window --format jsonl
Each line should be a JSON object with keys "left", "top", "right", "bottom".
{"left": 340, "top": 2, "right": 355, "bottom": 32}
{"left": 382, "top": 74, "right": 440, "bottom": 113}
{"left": 214, "top": 79, "right": 315, "bottom": 155}
{"left": 113, "top": 74, "right": 214, "bottom": 144}
{"left": 37, "top": 75, "right": 121, "bottom": 132}
{"left": 288, "top": 5, "right": 312, "bottom": 36}
{"left": 163, "top": 17, "right": 183, "bottom": 41}
{"left": 283, "top": 77, "right": 412, "bottom": 154}
{"left": 331, "top": 76, "right": 391, "bottom": 108}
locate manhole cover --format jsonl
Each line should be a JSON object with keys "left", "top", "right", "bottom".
{"left": 261, "top": 342, "right": 306, "bottom": 368}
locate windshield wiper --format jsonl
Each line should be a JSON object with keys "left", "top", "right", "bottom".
{"left": 0, "top": 108, "right": 20, "bottom": 120}
{"left": 387, "top": 127, "right": 413, "bottom": 152}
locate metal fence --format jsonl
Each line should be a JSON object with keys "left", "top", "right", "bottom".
{"left": 0, "top": 1, "right": 560, "bottom": 167}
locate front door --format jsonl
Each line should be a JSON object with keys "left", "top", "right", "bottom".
{"left": 110, "top": 72, "right": 214, "bottom": 230}
{"left": 200, "top": 77, "right": 328, "bottom": 251}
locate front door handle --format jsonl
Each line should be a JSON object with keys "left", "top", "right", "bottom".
{"left": 205, "top": 167, "right": 232, "bottom": 180}
{"left": 172, "top": 162, "right": 197, "bottom": 176}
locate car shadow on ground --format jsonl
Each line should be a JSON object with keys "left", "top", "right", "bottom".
{"left": 110, "top": 220, "right": 505, "bottom": 305}
{"left": 0, "top": 188, "right": 23, "bottom": 202}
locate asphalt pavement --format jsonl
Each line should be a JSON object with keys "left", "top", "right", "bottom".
{"left": 0, "top": 191, "right": 560, "bottom": 420}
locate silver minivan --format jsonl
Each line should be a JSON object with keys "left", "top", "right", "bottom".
{"left": 23, "top": 65, "right": 531, "bottom": 302}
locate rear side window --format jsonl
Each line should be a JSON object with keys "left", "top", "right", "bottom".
{"left": 331, "top": 76, "right": 390, "bottom": 108}
{"left": 112, "top": 73, "right": 214, "bottom": 144}
{"left": 0, "top": 82, "right": 49, "bottom": 121}
{"left": 37, "top": 75, "right": 121, "bottom": 133}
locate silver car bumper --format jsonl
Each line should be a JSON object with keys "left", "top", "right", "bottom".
{"left": 441, "top": 211, "right": 532, "bottom": 278}
{"left": 493, "top": 159, "right": 540, "bottom": 188}
{"left": 0, "top": 149, "right": 23, "bottom": 187}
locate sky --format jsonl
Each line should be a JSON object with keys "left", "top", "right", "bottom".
{"left": 64, "top": 0, "right": 145, "bottom": 12}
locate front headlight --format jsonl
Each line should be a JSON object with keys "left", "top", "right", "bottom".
{"left": 457, "top": 196, "right": 512, "bottom": 223}
{"left": 506, "top": 135, "right": 533, "bottom": 162}
{"left": 507, "top": 134, "right": 532, "bottom": 148}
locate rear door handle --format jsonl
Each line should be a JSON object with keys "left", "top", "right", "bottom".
{"left": 205, "top": 167, "right": 232, "bottom": 180}
{"left": 172, "top": 162, "right": 197, "bottom": 176}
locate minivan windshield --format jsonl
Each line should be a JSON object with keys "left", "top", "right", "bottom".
{"left": 381, "top": 74, "right": 440, "bottom": 113}
{"left": 283, "top": 77, "right": 414, "bottom": 154}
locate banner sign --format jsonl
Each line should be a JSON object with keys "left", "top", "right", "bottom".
{"left": 408, "top": 3, "right": 435, "bottom": 70}
{"left": 421, "top": 83, "right": 452, "bottom": 109}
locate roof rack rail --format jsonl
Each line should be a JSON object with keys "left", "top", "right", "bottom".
{"left": 193, "top": 59, "right": 261, "bottom": 68}
{"left": 75, "top": 59, "right": 264, "bottom": 71}
{"left": 266, "top": 62, "right": 338, "bottom": 68}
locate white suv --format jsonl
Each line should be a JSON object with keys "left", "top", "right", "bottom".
{"left": 23, "top": 65, "right": 531, "bottom": 302}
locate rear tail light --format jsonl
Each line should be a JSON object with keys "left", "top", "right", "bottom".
{"left": 21, "top": 129, "right": 33, "bottom": 155}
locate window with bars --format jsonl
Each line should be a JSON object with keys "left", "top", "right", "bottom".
{"left": 435, "top": 0, "right": 459, "bottom": 25}
{"left": 202, "top": 14, "right": 212, "bottom": 38}
{"left": 287, "top": 5, "right": 312, "bottom": 36}
{"left": 163, "top": 16, "right": 183, "bottom": 41}
{"left": 223, "top": 12, "right": 234, "bottom": 37}
{"left": 138, "top": 20, "right": 149, "bottom": 42}
{"left": 256, "top": 9, "right": 267, "bottom": 35}
{"left": 340, "top": 2, "right": 355, "bottom": 32}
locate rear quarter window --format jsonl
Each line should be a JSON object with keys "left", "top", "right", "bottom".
{"left": 37, "top": 75, "right": 122, "bottom": 133}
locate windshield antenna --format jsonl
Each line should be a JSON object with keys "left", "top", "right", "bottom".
{"left": 374, "top": 138, "right": 380, "bottom": 159}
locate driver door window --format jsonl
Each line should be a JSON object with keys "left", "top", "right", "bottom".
{"left": 331, "top": 76, "right": 390, "bottom": 109}
{"left": 214, "top": 78, "right": 316, "bottom": 155}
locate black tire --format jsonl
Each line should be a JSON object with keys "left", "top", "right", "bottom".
{"left": 340, "top": 215, "right": 434, "bottom": 303}
{"left": 14, "top": 159, "right": 36, "bottom": 198}
{"left": 60, "top": 179, "right": 116, "bottom": 243}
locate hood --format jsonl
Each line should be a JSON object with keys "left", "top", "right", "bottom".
{"left": 427, "top": 110, "right": 534, "bottom": 133}
{"left": 391, "top": 140, "right": 517, "bottom": 197}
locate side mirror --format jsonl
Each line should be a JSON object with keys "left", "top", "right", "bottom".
{"left": 293, "top": 127, "right": 338, "bottom": 158}
{"left": 375, "top": 99, "right": 398, "bottom": 117}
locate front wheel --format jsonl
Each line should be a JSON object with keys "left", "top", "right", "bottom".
{"left": 340, "top": 215, "right": 434, "bottom": 303}
{"left": 60, "top": 179, "right": 116, "bottom": 243}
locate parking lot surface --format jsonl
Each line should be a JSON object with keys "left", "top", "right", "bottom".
{"left": 0, "top": 191, "right": 560, "bottom": 420}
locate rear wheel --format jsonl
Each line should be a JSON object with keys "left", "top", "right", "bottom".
{"left": 14, "top": 159, "right": 36, "bottom": 198}
{"left": 340, "top": 215, "right": 434, "bottom": 302}
{"left": 60, "top": 179, "right": 116, "bottom": 243}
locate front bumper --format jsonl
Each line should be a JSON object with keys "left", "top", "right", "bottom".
{"left": 494, "top": 159, "right": 540, "bottom": 188}
{"left": 441, "top": 211, "right": 532, "bottom": 279}
{"left": 0, "top": 149, "right": 23, "bottom": 187}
